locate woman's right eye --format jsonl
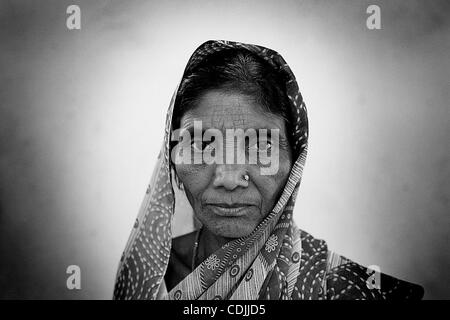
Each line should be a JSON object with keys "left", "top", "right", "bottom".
{"left": 191, "top": 140, "right": 212, "bottom": 152}
{"left": 191, "top": 140, "right": 202, "bottom": 151}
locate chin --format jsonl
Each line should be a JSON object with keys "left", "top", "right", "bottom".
{"left": 207, "top": 220, "right": 257, "bottom": 239}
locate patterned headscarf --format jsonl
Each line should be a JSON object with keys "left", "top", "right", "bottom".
{"left": 113, "top": 40, "right": 313, "bottom": 300}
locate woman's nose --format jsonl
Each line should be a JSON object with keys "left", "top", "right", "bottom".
{"left": 213, "top": 164, "right": 249, "bottom": 190}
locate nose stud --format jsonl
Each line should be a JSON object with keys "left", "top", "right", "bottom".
{"left": 243, "top": 174, "right": 250, "bottom": 181}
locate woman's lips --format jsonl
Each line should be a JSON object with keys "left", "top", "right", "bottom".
{"left": 205, "top": 204, "right": 254, "bottom": 217}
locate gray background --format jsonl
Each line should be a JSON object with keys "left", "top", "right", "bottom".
{"left": 0, "top": 0, "right": 449, "bottom": 299}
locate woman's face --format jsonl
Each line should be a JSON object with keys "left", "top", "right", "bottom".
{"left": 174, "top": 90, "right": 293, "bottom": 239}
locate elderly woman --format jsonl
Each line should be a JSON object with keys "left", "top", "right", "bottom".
{"left": 113, "top": 40, "right": 423, "bottom": 300}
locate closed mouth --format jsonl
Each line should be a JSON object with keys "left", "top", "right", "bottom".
{"left": 205, "top": 203, "right": 254, "bottom": 217}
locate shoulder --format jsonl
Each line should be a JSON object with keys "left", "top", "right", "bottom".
{"left": 297, "top": 229, "right": 424, "bottom": 300}
{"left": 324, "top": 250, "right": 424, "bottom": 300}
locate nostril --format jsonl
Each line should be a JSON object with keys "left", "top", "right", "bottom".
{"left": 213, "top": 166, "right": 249, "bottom": 190}
{"left": 213, "top": 170, "right": 235, "bottom": 190}
{"left": 212, "top": 170, "right": 226, "bottom": 187}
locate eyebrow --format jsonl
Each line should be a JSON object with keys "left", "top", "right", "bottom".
{"left": 181, "top": 125, "right": 290, "bottom": 146}
{"left": 182, "top": 126, "right": 205, "bottom": 138}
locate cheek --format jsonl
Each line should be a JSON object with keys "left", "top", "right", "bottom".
{"left": 255, "top": 153, "right": 292, "bottom": 207}
{"left": 276, "top": 153, "right": 293, "bottom": 190}
{"left": 175, "top": 164, "right": 211, "bottom": 198}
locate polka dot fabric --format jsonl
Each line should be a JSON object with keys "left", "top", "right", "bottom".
{"left": 113, "top": 40, "right": 423, "bottom": 300}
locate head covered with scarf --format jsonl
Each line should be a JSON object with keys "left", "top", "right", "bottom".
{"left": 113, "top": 40, "right": 424, "bottom": 300}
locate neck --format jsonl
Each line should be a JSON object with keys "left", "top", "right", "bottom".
{"left": 201, "top": 227, "right": 232, "bottom": 255}
{"left": 194, "top": 227, "right": 233, "bottom": 269}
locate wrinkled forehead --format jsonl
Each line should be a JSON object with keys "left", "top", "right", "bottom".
{"left": 175, "top": 40, "right": 308, "bottom": 157}
{"left": 179, "top": 91, "right": 288, "bottom": 135}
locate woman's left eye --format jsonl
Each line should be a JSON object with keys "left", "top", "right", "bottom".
{"left": 248, "top": 141, "right": 272, "bottom": 152}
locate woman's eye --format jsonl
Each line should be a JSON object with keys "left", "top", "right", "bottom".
{"left": 191, "top": 140, "right": 213, "bottom": 152}
{"left": 248, "top": 141, "right": 272, "bottom": 152}
{"left": 191, "top": 140, "right": 203, "bottom": 151}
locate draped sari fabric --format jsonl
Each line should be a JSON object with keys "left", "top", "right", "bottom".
{"left": 113, "top": 40, "right": 424, "bottom": 300}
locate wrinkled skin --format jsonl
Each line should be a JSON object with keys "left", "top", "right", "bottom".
{"left": 174, "top": 90, "right": 293, "bottom": 243}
